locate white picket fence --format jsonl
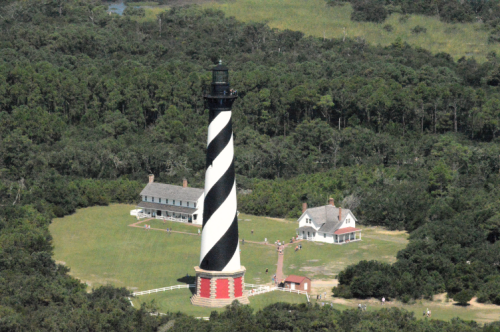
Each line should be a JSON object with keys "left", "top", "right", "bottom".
{"left": 246, "top": 285, "right": 309, "bottom": 302}
{"left": 156, "top": 216, "right": 186, "bottom": 222}
{"left": 133, "top": 284, "right": 195, "bottom": 296}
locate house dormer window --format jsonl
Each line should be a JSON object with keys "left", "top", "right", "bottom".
{"left": 187, "top": 202, "right": 189, "bottom": 207}
{"left": 159, "top": 198, "right": 162, "bottom": 203}
{"left": 180, "top": 201, "right": 182, "bottom": 206}
{"left": 144, "top": 196, "right": 147, "bottom": 201}
{"left": 166, "top": 199, "right": 169, "bottom": 204}
{"left": 194, "top": 202, "right": 197, "bottom": 208}
{"left": 173, "top": 200, "right": 175, "bottom": 205}
{"left": 152, "top": 197, "right": 154, "bottom": 202}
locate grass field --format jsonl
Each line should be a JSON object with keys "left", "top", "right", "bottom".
{"left": 136, "top": 0, "right": 500, "bottom": 62}
{"left": 49, "top": 205, "right": 278, "bottom": 291}
{"left": 50, "top": 204, "right": 500, "bottom": 322}
{"left": 131, "top": 288, "right": 307, "bottom": 316}
{"left": 284, "top": 226, "right": 409, "bottom": 280}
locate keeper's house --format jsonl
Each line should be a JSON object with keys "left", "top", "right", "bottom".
{"left": 297, "top": 198, "right": 361, "bottom": 244}
{"left": 136, "top": 175, "right": 204, "bottom": 225}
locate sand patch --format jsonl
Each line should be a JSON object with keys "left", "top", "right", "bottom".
{"left": 56, "top": 260, "right": 66, "bottom": 265}
{"left": 300, "top": 265, "right": 336, "bottom": 276}
{"left": 375, "top": 230, "right": 408, "bottom": 236}
{"left": 308, "top": 259, "right": 319, "bottom": 262}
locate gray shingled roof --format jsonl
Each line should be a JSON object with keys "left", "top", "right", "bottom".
{"left": 300, "top": 205, "right": 355, "bottom": 235}
{"left": 140, "top": 183, "right": 204, "bottom": 202}
{"left": 297, "top": 226, "right": 317, "bottom": 233}
{"left": 137, "top": 201, "right": 198, "bottom": 214}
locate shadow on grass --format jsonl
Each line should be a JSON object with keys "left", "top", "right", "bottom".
{"left": 178, "top": 275, "right": 196, "bottom": 295}
{"left": 453, "top": 303, "right": 471, "bottom": 307}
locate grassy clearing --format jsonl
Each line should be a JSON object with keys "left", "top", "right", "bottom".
{"left": 283, "top": 226, "right": 409, "bottom": 280}
{"left": 50, "top": 204, "right": 500, "bottom": 322}
{"left": 200, "top": 0, "right": 499, "bottom": 62}
{"left": 132, "top": 288, "right": 307, "bottom": 316}
{"left": 319, "top": 296, "right": 500, "bottom": 324}
{"left": 49, "top": 205, "right": 277, "bottom": 291}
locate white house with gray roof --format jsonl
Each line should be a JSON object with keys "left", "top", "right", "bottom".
{"left": 136, "top": 175, "right": 204, "bottom": 225}
{"left": 297, "top": 198, "right": 361, "bottom": 244}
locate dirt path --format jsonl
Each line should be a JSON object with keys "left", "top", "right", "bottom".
{"left": 129, "top": 219, "right": 200, "bottom": 236}
{"left": 275, "top": 241, "right": 303, "bottom": 284}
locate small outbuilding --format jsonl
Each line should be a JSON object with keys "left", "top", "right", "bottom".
{"left": 283, "top": 275, "right": 311, "bottom": 293}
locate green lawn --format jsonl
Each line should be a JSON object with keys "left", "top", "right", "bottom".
{"left": 322, "top": 297, "right": 500, "bottom": 324}
{"left": 284, "top": 227, "right": 409, "bottom": 280}
{"left": 49, "top": 205, "right": 278, "bottom": 291}
{"left": 51, "top": 205, "right": 500, "bottom": 322}
{"left": 140, "top": 0, "right": 500, "bottom": 62}
{"left": 132, "top": 288, "right": 307, "bottom": 316}
{"left": 204, "top": 0, "right": 499, "bottom": 62}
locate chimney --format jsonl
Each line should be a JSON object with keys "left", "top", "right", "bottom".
{"left": 148, "top": 174, "right": 154, "bottom": 184}
{"left": 339, "top": 207, "right": 342, "bottom": 221}
{"left": 183, "top": 178, "right": 188, "bottom": 188}
{"left": 302, "top": 202, "right": 307, "bottom": 213}
{"left": 329, "top": 198, "right": 335, "bottom": 207}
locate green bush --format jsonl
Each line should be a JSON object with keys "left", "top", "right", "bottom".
{"left": 350, "top": 1, "right": 388, "bottom": 23}
{"left": 332, "top": 284, "right": 353, "bottom": 298}
{"left": 383, "top": 24, "right": 393, "bottom": 32}
{"left": 477, "top": 276, "right": 500, "bottom": 305}
{"left": 411, "top": 25, "right": 427, "bottom": 34}
{"left": 123, "top": 6, "right": 145, "bottom": 16}
{"left": 453, "top": 289, "right": 474, "bottom": 305}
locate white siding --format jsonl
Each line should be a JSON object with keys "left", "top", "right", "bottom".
{"left": 338, "top": 212, "right": 356, "bottom": 229}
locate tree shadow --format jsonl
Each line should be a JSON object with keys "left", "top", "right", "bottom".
{"left": 452, "top": 303, "right": 471, "bottom": 307}
{"left": 177, "top": 275, "right": 196, "bottom": 295}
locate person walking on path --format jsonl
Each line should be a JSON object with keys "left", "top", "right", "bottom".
{"left": 198, "top": 229, "right": 201, "bottom": 235}
{"left": 265, "top": 268, "right": 268, "bottom": 274}
{"left": 144, "top": 224, "right": 147, "bottom": 231}
{"left": 382, "top": 297, "right": 385, "bottom": 305}
{"left": 251, "top": 229, "right": 254, "bottom": 235}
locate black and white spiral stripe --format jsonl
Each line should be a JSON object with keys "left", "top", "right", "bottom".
{"left": 199, "top": 109, "right": 240, "bottom": 272}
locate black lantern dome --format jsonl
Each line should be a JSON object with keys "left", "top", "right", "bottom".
{"left": 204, "top": 60, "right": 237, "bottom": 111}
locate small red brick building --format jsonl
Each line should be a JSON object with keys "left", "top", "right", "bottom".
{"left": 283, "top": 275, "right": 311, "bottom": 293}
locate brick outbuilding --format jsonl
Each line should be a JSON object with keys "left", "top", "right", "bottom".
{"left": 283, "top": 275, "right": 311, "bottom": 293}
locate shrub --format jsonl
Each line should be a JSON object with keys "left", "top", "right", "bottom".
{"left": 489, "top": 28, "right": 500, "bottom": 44}
{"left": 476, "top": 276, "right": 500, "bottom": 305}
{"left": 350, "top": 1, "right": 388, "bottom": 23}
{"left": 123, "top": 7, "right": 145, "bottom": 16}
{"left": 399, "top": 14, "right": 409, "bottom": 23}
{"left": 383, "top": 24, "right": 393, "bottom": 32}
{"left": 332, "top": 285, "right": 353, "bottom": 299}
{"left": 411, "top": 25, "right": 427, "bottom": 34}
{"left": 453, "top": 289, "right": 474, "bottom": 305}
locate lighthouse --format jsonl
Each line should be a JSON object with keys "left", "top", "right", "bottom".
{"left": 191, "top": 61, "right": 249, "bottom": 307}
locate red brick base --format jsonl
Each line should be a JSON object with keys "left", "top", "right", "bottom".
{"left": 191, "top": 266, "right": 250, "bottom": 307}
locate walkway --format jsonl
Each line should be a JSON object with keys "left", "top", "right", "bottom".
{"left": 129, "top": 218, "right": 301, "bottom": 284}
{"left": 275, "top": 241, "right": 303, "bottom": 284}
{"left": 129, "top": 219, "right": 200, "bottom": 236}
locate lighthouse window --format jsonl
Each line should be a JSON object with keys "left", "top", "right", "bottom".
{"left": 194, "top": 214, "right": 197, "bottom": 220}
{"left": 213, "top": 71, "right": 228, "bottom": 83}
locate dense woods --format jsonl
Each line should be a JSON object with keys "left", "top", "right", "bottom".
{"left": 1, "top": 0, "right": 500, "bottom": 328}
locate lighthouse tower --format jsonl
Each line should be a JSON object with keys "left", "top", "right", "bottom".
{"left": 191, "top": 61, "right": 249, "bottom": 307}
